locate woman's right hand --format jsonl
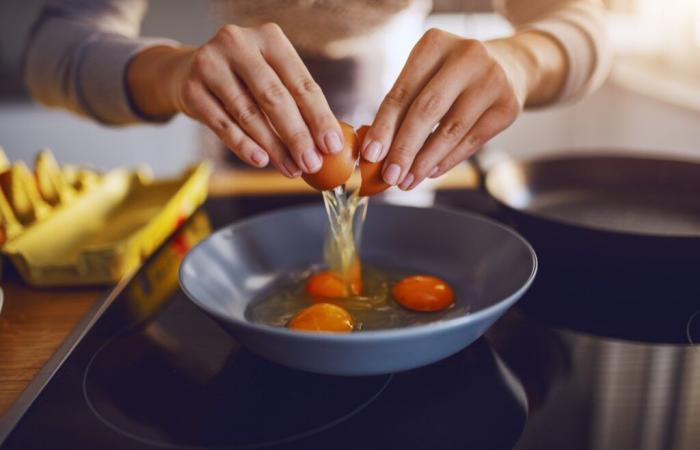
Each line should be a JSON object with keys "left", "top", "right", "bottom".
{"left": 127, "top": 23, "right": 344, "bottom": 178}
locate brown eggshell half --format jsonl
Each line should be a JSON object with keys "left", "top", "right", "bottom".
{"left": 356, "top": 125, "right": 390, "bottom": 197}
{"left": 302, "top": 122, "right": 357, "bottom": 191}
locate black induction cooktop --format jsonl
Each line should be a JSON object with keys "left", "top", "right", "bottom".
{"left": 0, "top": 190, "right": 698, "bottom": 450}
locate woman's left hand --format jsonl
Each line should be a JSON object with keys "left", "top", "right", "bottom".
{"left": 361, "top": 28, "right": 553, "bottom": 190}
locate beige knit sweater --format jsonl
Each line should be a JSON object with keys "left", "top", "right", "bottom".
{"left": 24, "top": 0, "right": 610, "bottom": 124}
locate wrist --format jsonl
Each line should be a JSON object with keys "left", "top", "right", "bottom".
{"left": 484, "top": 36, "right": 534, "bottom": 108}
{"left": 126, "top": 45, "right": 195, "bottom": 118}
{"left": 486, "top": 31, "right": 567, "bottom": 107}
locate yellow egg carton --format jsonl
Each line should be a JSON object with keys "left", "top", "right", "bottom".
{"left": 0, "top": 146, "right": 211, "bottom": 286}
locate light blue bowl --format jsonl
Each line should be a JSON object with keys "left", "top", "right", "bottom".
{"left": 180, "top": 204, "right": 537, "bottom": 376}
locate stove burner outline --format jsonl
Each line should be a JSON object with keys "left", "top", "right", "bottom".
{"left": 82, "top": 331, "right": 393, "bottom": 449}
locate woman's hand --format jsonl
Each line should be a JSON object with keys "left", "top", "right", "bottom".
{"left": 128, "top": 24, "right": 344, "bottom": 178}
{"left": 360, "top": 28, "right": 566, "bottom": 190}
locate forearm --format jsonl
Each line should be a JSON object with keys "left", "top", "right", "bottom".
{"left": 486, "top": 31, "right": 568, "bottom": 108}
{"left": 126, "top": 45, "right": 195, "bottom": 118}
{"left": 23, "top": 0, "right": 180, "bottom": 125}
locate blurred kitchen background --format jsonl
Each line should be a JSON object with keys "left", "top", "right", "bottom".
{"left": 1, "top": 0, "right": 700, "bottom": 176}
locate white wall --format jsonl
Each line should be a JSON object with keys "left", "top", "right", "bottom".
{"left": 0, "top": 102, "right": 201, "bottom": 176}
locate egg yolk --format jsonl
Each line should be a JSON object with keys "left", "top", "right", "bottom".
{"left": 305, "top": 261, "right": 363, "bottom": 299}
{"left": 305, "top": 271, "right": 348, "bottom": 298}
{"left": 288, "top": 303, "right": 354, "bottom": 332}
{"left": 392, "top": 275, "right": 454, "bottom": 312}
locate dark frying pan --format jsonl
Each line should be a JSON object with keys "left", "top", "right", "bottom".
{"left": 472, "top": 152, "right": 700, "bottom": 293}
{"left": 469, "top": 151, "right": 700, "bottom": 342}
{"left": 477, "top": 153, "right": 700, "bottom": 260}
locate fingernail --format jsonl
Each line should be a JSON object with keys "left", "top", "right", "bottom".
{"left": 324, "top": 131, "right": 343, "bottom": 154}
{"left": 282, "top": 156, "right": 302, "bottom": 177}
{"left": 363, "top": 141, "right": 382, "bottom": 162}
{"left": 428, "top": 166, "right": 439, "bottom": 178}
{"left": 399, "top": 173, "right": 415, "bottom": 191}
{"left": 302, "top": 149, "right": 322, "bottom": 173}
{"left": 383, "top": 163, "right": 401, "bottom": 185}
{"left": 251, "top": 149, "right": 269, "bottom": 167}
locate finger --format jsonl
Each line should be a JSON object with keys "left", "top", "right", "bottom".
{"left": 258, "top": 23, "right": 344, "bottom": 155}
{"left": 362, "top": 29, "right": 456, "bottom": 170}
{"left": 388, "top": 53, "right": 493, "bottom": 190}
{"left": 198, "top": 61, "right": 301, "bottom": 177}
{"left": 430, "top": 105, "right": 516, "bottom": 179}
{"left": 218, "top": 26, "right": 322, "bottom": 173}
{"left": 401, "top": 85, "right": 499, "bottom": 190}
{"left": 182, "top": 80, "right": 270, "bottom": 169}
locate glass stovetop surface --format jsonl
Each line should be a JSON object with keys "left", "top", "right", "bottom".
{"left": 1, "top": 191, "right": 698, "bottom": 450}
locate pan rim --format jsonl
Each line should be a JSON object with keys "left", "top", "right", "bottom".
{"left": 179, "top": 203, "right": 538, "bottom": 341}
{"left": 484, "top": 151, "right": 700, "bottom": 240}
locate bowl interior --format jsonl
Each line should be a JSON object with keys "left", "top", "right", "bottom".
{"left": 180, "top": 204, "right": 535, "bottom": 329}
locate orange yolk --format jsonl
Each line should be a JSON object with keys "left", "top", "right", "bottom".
{"left": 305, "top": 261, "right": 363, "bottom": 299}
{"left": 392, "top": 275, "right": 454, "bottom": 312}
{"left": 288, "top": 303, "right": 354, "bottom": 332}
{"left": 305, "top": 271, "right": 348, "bottom": 298}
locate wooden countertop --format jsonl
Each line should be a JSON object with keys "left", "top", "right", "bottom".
{"left": 0, "top": 162, "right": 477, "bottom": 417}
{"left": 0, "top": 279, "right": 102, "bottom": 416}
